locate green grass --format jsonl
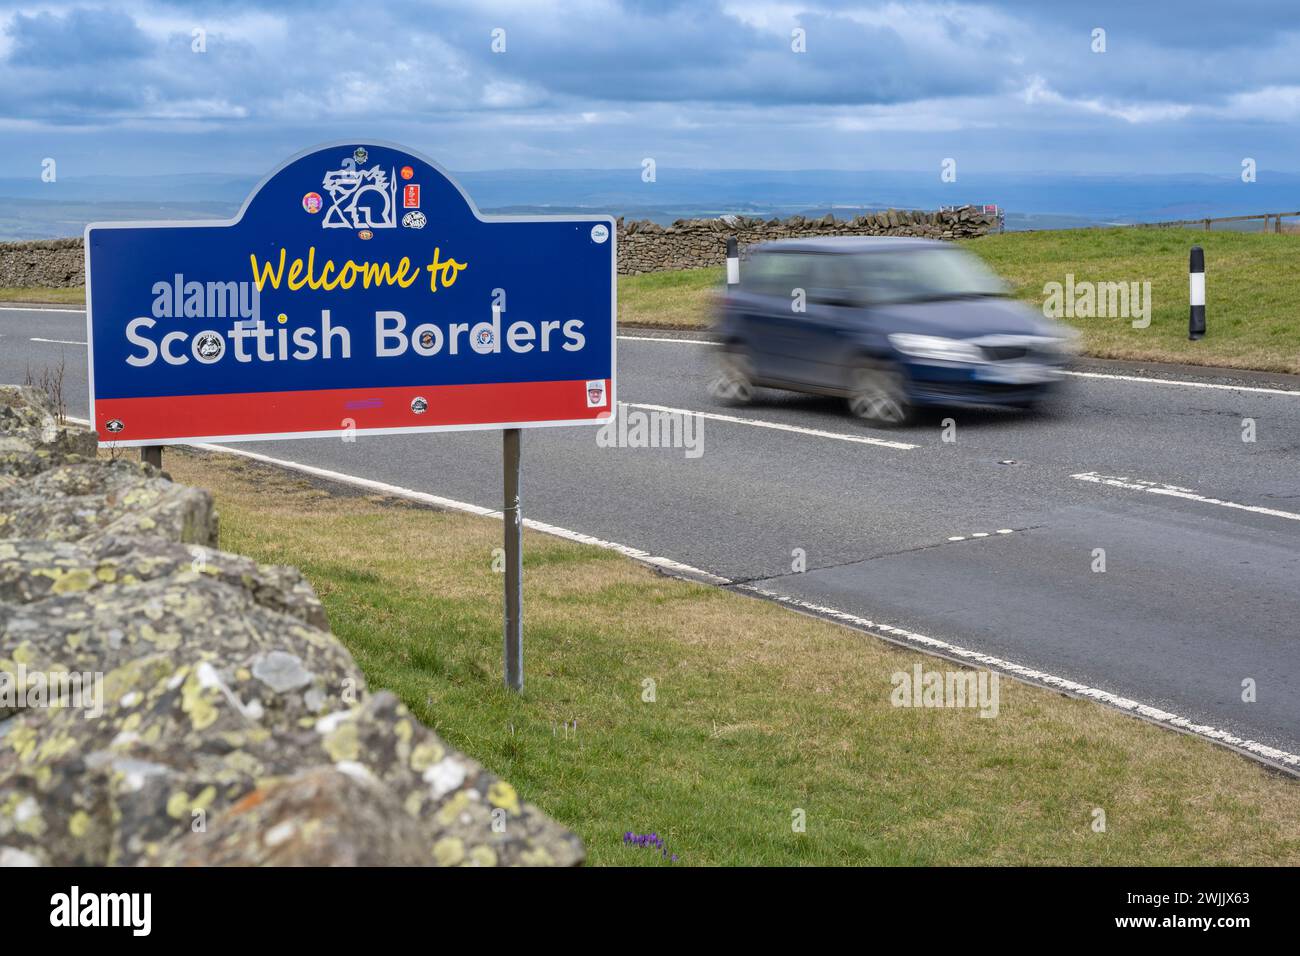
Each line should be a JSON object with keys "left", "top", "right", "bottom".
{"left": 0, "top": 286, "right": 85, "bottom": 306}
{"left": 619, "top": 229, "right": 1300, "bottom": 374}
{"left": 164, "top": 448, "right": 1300, "bottom": 867}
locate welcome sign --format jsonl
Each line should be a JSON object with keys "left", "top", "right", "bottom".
{"left": 84, "top": 141, "right": 616, "bottom": 445}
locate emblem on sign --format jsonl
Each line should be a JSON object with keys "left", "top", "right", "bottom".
{"left": 586, "top": 380, "right": 607, "bottom": 408}
{"left": 322, "top": 154, "right": 397, "bottom": 230}
{"left": 193, "top": 332, "right": 225, "bottom": 363}
{"left": 411, "top": 397, "right": 428, "bottom": 414}
{"left": 105, "top": 419, "right": 124, "bottom": 433}
{"left": 403, "top": 184, "right": 420, "bottom": 209}
{"left": 402, "top": 211, "right": 427, "bottom": 229}
{"left": 302, "top": 192, "right": 323, "bottom": 214}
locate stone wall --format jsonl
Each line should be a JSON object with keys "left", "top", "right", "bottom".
{"left": 617, "top": 207, "right": 999, "bottom": 275}
{"left": 0, "top": 206, "right": 997, "bottom": 287}
{"left": 0, "top": 238, "right": 84, "bottom": 288}
{"left": 0, "top": 385, "right": 583, "bottom": 867}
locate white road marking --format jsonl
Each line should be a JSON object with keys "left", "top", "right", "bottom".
{"left": 622, "top": 401, "right": 917, "bottom": 450}
{"left": 617, "top": 333, "right": 1300, "bottom": 397}
{"left": 619, "top": 334, "right": 718, "bottom": 346}
{"left": 1063, "top": 369, "right": 1300, "bottom": 397}
{"left": 946, "top": 528, "right": 1017, "bottom": 542}
{"left": 735, "top": 583, "right": 1300, "bottom": 771}
{"left": 30, "top": 337, "right": 87, "bottom": 346}
{"left": 64, "top": 419, "right": 1297, "bottom": 773}
{"left": 1, "top": 306, "right": 84, "bottom": 314}
{"left": 194, "top": 441, "right": 733, "bottom": 585}
{"left": 1072, "top": 471, "right": 1300, "bottom": 523}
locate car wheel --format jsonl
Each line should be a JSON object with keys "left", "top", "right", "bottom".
{"left": 709, "top": 348, "right": 755, "bottom": 404}
{"left": 847, "top": 359, "right": 913, "bottom": 426}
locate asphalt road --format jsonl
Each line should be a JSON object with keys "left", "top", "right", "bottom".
{"left": 4, "top": 304, "right": 1299, "bottom": 762}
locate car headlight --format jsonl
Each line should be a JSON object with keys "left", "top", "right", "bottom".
{"left": 887, "top": 333, "right": 984, "bottom": 364}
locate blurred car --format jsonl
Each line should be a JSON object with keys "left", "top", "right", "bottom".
{"left": 710, "top": 237, "right": 1078, "bottom": 425}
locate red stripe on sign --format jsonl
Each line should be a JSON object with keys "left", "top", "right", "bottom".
{"left": 95, "top": 379, "right": 611, "bottom": 442}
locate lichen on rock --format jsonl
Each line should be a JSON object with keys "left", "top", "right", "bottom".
{"left": 0, "top": 385, "right": 583, "bottom": 866}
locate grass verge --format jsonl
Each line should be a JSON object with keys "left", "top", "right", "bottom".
{"left": 163, "top": 446, "right": 1300, "bottom": 866}
{"left": 0, "top": 286, "right": 85, "bottom": 307}
{"left": 620, "top": 229, "right": 1300, "bottom": 374}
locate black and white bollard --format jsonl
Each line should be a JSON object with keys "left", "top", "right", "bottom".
{"left": 725, "top": 236, "right": 740, "bottom": 287}
{"left": 1188, "top": 246, "right": 1206, "bottom": 340}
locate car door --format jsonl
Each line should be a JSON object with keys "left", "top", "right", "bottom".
{"left": 735, "top": 251, "right": 816, "bottom": 383}
{"left": 793, "top": 253, "right": 867, "bottom": 389}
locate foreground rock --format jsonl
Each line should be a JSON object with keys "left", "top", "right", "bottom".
{"left": 0, "top": 385, "right": 583, "bottom": 866}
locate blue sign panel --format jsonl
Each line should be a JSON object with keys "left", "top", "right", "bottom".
{"left": 85, "top": 141, "right": 616, "bottom": 445}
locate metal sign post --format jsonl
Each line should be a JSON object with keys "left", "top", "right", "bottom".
{"left": 503, "top": 428, "right": 523, "bottom": 691}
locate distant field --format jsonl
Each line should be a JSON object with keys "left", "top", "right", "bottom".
{"left": 620, "top": 229, "right": 1300, "bottom": 375}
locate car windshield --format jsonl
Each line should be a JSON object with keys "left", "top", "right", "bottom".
{"left": 838, "top": 248, "right": 1008, "bottom": 304}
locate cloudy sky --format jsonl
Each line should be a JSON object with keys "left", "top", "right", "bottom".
{"left": 1, "top": 0, "right": 1298, "bottom": 179}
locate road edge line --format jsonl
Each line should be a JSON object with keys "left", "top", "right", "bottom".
{"left": 73, "top": 418, "right": 1298, "bottom": 778}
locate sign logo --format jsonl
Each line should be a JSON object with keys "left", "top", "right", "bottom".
{"left": 193, "top": 331, "right": 225, "bottom": 363}
{"left": 400, "top": 165, "right": 414, "bottom": 180}
{"left": 322, "top": 155, "right": 397, "bottom": 230}
{"left": 590, "top": 224, "right": 609, "bottom": 244}
{"left": 85, "top": 141, "right": 616, "bottom": 446}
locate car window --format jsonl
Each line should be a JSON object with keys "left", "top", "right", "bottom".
{"left": 741, "top": 252, "right": 814, "bottom": 298}
{"left": 841, "top": 248, "right": 1007, "bottom": 304}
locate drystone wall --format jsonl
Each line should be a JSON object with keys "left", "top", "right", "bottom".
{"left": 0, "top": 206, "right": 998, "bottom": 287}
{"left": 617, "top": 207, "right": 999, "bottom": 274}
{"left": 0, "top": 385, "right": 583, "bottom": 866}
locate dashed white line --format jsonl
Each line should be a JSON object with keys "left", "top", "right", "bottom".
{"left": 1072, "top": 471, "right": 1300, "bottom": 523}
{"left": 30, "top": 337, "right": 87, "bottom": 346}
{"left": 946, "top": 528, "right": 1016, "bottom": 542}
{"left": 622, "top": 401, "right": 916, "bottom": 450}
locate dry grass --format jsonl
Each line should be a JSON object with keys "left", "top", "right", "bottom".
{"left": 161, "top": 446, "right": 1300, "bottom": 866}
{"left": 0, "top": 286, "right": 85, "bottom": 306}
